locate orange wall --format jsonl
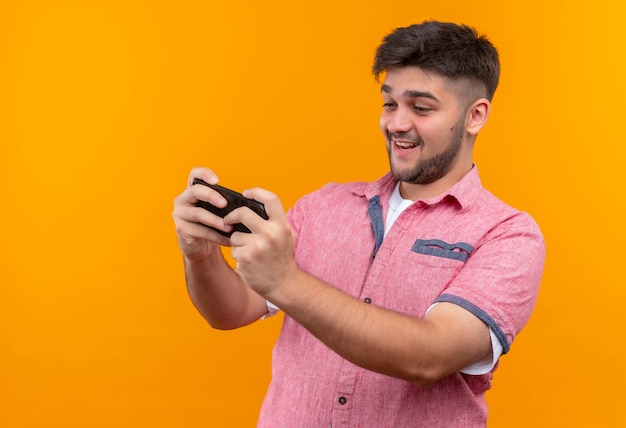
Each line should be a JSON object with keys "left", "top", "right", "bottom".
{"left": 1, "top": 1, "right": 624, "bottom": 427}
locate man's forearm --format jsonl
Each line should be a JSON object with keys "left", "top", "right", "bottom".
{"left": 266, "top": 269, "right": 490, "bottom": 386}
{"left": 184, "top": 251, "right": 268, "bottom": 330}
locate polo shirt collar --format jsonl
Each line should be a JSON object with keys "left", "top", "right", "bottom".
{"left": 360, "top": 166, "right": 483, "bottom": 212}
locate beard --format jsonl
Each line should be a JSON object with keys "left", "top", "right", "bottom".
{"left": 387, "top": 118, "right": 465, "bottom": 185}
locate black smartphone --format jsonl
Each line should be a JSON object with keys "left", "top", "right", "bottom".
{"left": 192, "top": 178, "right": 268, "bottom": 237}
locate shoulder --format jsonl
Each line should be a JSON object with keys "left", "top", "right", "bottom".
{"left": 291, "top": 174, "right": 394, "bottom": 211}
{"left": 474, "top": 188, "right": 544, "bottom": 240}
{"left": 286, "top": 177, "right": 392, "bottom": 236}
{"left": 287, "top": 181, "right": 367, "bottom": 221}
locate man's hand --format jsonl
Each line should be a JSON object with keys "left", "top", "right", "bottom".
{"left": 173, "top": 168, "right": 271, "bottom": 329}
{"left": 172, "top": 167, "right": 233, "bottom": 261}
{"left": 227, "top": 188, "right": 298, "bottom": 299}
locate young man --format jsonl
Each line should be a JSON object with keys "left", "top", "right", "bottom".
{"left": 172, "top": 21, "right": 545, "bottom": 427}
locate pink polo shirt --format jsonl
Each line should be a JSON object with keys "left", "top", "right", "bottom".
{"left": 258, "top": 167, "right": 545, "bottom": 427}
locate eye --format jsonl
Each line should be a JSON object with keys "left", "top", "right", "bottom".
{"left": 413, "top": 105, "right": 431, "bottom": 113}
{"left": 382, "top": 101, "right": 397, "bottom": 111}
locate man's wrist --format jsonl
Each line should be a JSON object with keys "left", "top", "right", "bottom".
{"left": 183, "top": 243, "right": 221, "bottom": 266}
{"left": 265, "top": 265, "right": 307, "bottom": 313}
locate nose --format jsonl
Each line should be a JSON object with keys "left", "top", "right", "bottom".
{"left": 383, "top": 107, "right": 412, "bottom": 134}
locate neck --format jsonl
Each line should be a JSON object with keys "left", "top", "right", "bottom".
{"left": 399, "top": 163, "right": 473, "bottom": 201}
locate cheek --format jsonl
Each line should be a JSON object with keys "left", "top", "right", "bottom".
{"left": 421, "top": 120, "right": 450, "bottom": 141}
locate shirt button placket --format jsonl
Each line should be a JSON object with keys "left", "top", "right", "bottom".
{"left": 332, "top": 392, "right": 352, "bottom": 427}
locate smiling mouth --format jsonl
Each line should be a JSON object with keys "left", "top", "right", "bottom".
{"left": 388, "top": 132, "right": 421, "bottom": 150}
{"left": 394, "top": 140, "right": 419, "bottom": 150}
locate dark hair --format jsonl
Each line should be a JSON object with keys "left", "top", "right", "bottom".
{"left": 373, "top": 21, "right": 500, "bottom": 101}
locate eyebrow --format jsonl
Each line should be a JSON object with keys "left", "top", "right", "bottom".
{"left": 381, "top": 84, "right": 440, "bottom": 102}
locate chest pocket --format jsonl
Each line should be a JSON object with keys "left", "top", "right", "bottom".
{"left": 411, "top": 239, "right": 474, "bottom": 262}
{"left": 374, "top": 239, "right": 473, "bottom": 316}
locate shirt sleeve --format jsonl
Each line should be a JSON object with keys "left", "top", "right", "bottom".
{"left": 461, "top": 328, "right": 503, "bottom": 375}
{"left": 435, "top": 211, "right": 546, "bottom": 354}
{"left": 262, "top": 300, "right": 280, "bottom": 319}
{"left": 426, "top": 303, "right": 503, "bottom": 374}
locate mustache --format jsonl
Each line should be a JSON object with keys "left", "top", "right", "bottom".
{"left": 387, "top": 131, "right": 422, "bottom": 144}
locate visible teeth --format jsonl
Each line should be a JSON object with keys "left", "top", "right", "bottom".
{"left": 396, "top": 141, "right": 417, "bottom": 149}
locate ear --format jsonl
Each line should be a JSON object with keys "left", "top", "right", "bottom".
{"left": 465, "top": 98, "right": 491, "bottom": 136}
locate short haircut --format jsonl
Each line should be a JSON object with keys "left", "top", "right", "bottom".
{"left": 373, "top": 21, "right": 500, "bottom": 101}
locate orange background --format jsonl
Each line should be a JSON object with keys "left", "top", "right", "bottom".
{"left": 1, "top": 1, "right": 625, "bottom": 426}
